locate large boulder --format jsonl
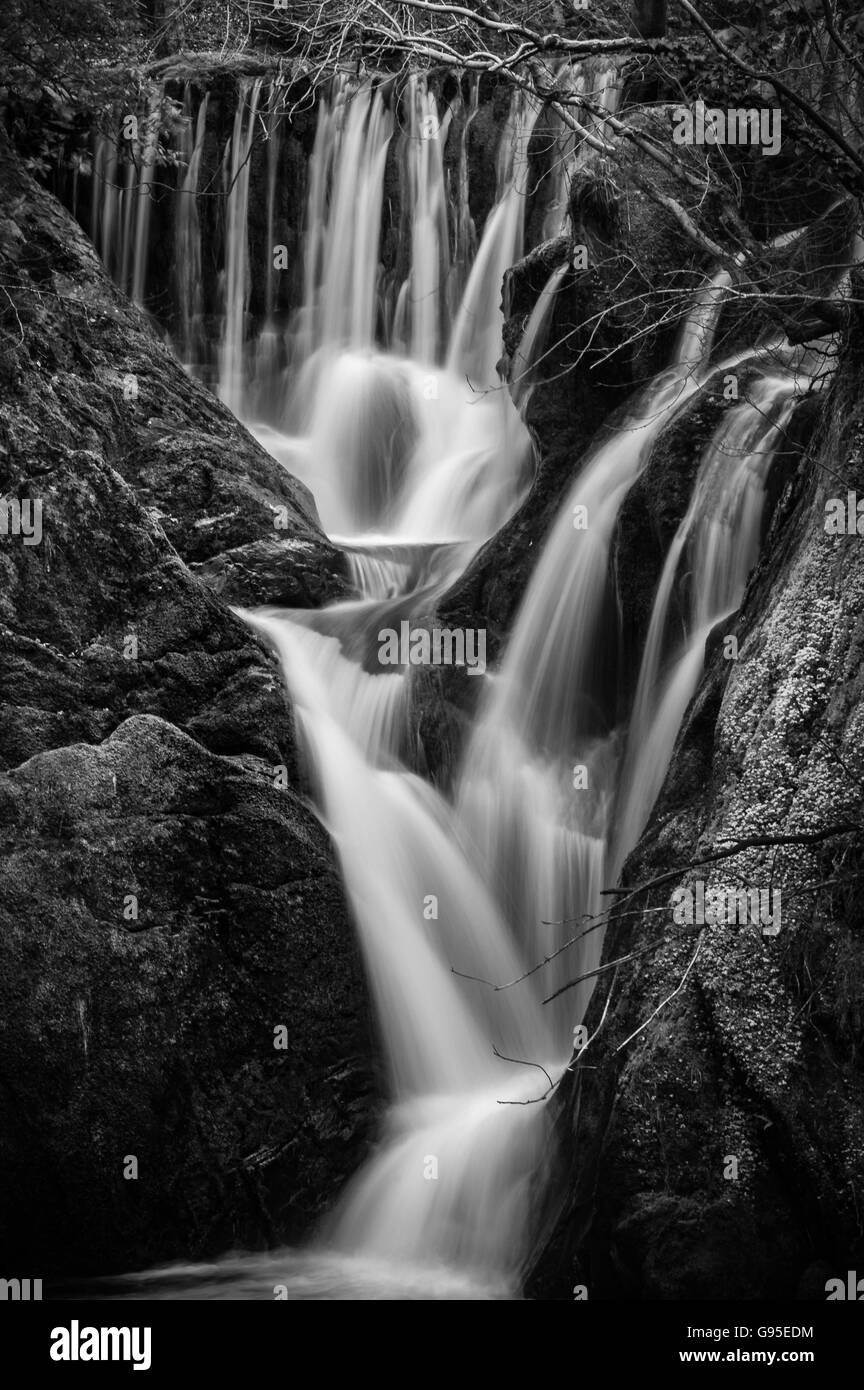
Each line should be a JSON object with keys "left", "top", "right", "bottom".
{"left": 0, "top": 716, "right": 378, "bottom": 1277}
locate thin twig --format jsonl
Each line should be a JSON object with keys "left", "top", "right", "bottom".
{"left": 613, "top": 940, "right": 703, "bottom": 1055}
{"left": 492, "top": 1044, "right": 554, "bottom": 1092}
{"left": 542, "top": 939, "right": 666, "bottom": 1005}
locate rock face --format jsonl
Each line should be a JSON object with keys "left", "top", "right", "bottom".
{"left": 529, "top": 332, "right": 864, "bottom": 1300}
{"left": 0, "top": 131, "right": 379, "bottom": 1277}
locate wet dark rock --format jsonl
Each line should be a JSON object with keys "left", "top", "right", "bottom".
{"left": 192, "top": 535, "right": 351, "bottom": 609}
{"left": 0, "top": 443, "right": 302, "bottom": 775}
{"left": 0, "top": 714, "right": 379, "bottom": 1278}
{"left": 0, "top": 131, "right": 380, "bottom": 1276}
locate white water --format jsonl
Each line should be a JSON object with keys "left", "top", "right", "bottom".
{"left": 539, "top": 58, "right": 620, "bottom": 240}
{"left": 218, "top": 78, "right": 264, "bottom": 414}
{"left": 242, "top": 78, "right": 538, "bottom": 544}
{"left": 87, "top": 72, "right": 837, "bottom": 1300}
{"left": 392, "top": 75, "right": 453, "bottom": 364}
{"left": 90, "top": 89, "right": 160, "bottom": 305}
{"left": 510, "top": 261, "right": 570, "bottom": 411}
{"left": 610, "top": 373, "right": 799, "bottom": 876}
{"left": 225, "top": 93, "right": 802, "bottom": 1296}
{"left": 174, "top": 91, "right": 209, "bottom": 370}
{"left": 209, "top": 80, "right": 560, "bottom": 1293}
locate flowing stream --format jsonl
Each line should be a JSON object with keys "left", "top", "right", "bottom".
{"left": 86, "top": 70, "right": 837, "bottom": 1300}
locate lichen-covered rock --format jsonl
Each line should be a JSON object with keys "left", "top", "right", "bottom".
{"left": 529, "top": 330, "right": 864, "bottom": 1300}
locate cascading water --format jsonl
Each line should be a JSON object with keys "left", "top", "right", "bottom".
{"left": 447, "top": 77, "right": 479, "bottom": 323}
{"left": 391, "top": 74, "right": 453, "bottom": 363}
{"left": 173, "top": 90, "right": 209, "bottom": 370}
{"left": 446, "top": 90, "right": 541, "bottom": 389}
{"left": 90, "top": 86, "right": 162, "bottom": 306}
{"left": 245, "top": 84, "right": 285, "bottom": 416}
{"left": 241, "top": 608, "right": 557, "bottom": 1287}
{"left": 87, "top": 70, "right": 839, "bottom": 1300}
{"left": 454, "top": 327, "right": 773, "bottom": 1047}
{"left": 539, "top": 58, "right": 620, "bottom": 241}
{"left": 232, "top": 81, "right": 564, "bottom": 1290}
{"left": 218, "top": 78, "right": 264, "bottom": 415}
{"left": 510, "top": 260, "right": 570, "bottom": 411}
{"left": 242, "top": 78, "right": 537, "bottom": 545}
{"left": 610, "top": 371, "right": 800, "bottom": 876}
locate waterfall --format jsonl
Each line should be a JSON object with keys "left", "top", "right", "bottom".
{"left": 119, "top": 151, "right": 136, "bottom": 294}
{"left": 218, "top": 78, "right": 264, "bottom": 415}
{"left": 393, "top": 74, "right": 453, "bottom": 363}
{"left": 446, "top": 77, "right": 479, "bottom": 323}
{"left": 609, "top": 374, "right": 798, "bottom": 875}
{"left": 86, "top": 70, "right": 836, "bottom": 1300}
{"left": 238, "top": 592, "right": 558, "bottom": 1288}
{"left": 223, "top": 81, "right": 578, "bottom": 1292}
{"left": 173, "top": 89, "right": 209, "bottom": 370}
{"left": 263, "top": 83, "right": 283, "bottom": 326}
{"left": 91, "top": 132, "right": 119, "bottom": 281}
{"left": 453, "top": 291, "right": 764, "bottom": 1045}
{"left": 293, "top": 77, "right": 347, "bottom": 366}
{"left": 446, "top": 89, "right": 541, "bottom": 389}
{"left": 510, "top": 260, "right": 570, "bottom": 410}
{"left": 90, "top": 84, "right": 162, "bottom": 305}
{"left": 246, "top": 85, "right": 285, "bottom": 413}
{"left": 233, "top": 177, "right": 776, "bottom": 1294}
{"left": 323, "top": 89, "right": 393, "bottom": 352}
{"left": 130, "top": 92, "right": 160, "bottom": 307}
{"left": 242, "top": 78, "right": 537, "bottom": 544}
{"left": 540, "top": 58, "right": 620, "bottom": 241}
